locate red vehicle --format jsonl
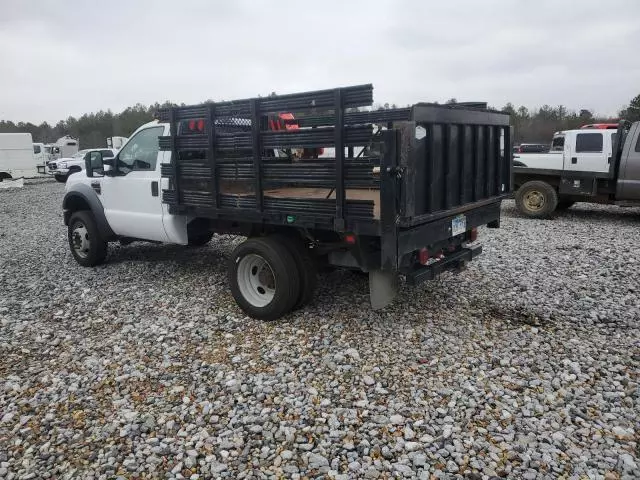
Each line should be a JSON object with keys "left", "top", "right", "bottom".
{"left": 580, "top": 123, "right": 618, "bottom": 130}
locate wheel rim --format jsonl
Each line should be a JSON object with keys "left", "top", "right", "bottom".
{"left": 523, "top": 190, "right": 545, "bottom": 212}
{"left": 72, "top": 222, "right": 91, "bottom": 259}
{"left": 236, "top": 254, "right": 276, "bottom": 307}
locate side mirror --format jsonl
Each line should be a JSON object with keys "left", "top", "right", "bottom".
{"left": 86, "top": 152, "right": 109, "bottom": 177}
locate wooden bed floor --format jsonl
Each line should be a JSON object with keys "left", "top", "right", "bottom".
{"left": 220, "top": 184, "right": 380, "bottom": 219}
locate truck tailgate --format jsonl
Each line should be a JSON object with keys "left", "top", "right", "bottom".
{"left": 379, "top": 104, "right": 512, "bottom": 271}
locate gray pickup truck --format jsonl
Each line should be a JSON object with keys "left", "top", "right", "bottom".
{"left": 513, "top": 121, "right": 640, "bottom": 217}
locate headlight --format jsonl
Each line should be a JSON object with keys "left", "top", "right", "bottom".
{"left": 58, "top": 162, "right": 67, "bottom": 168}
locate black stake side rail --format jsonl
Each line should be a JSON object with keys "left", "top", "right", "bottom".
{"left": 156, "top": 84, "right": 373, "bottom": 121}
{"left": 158, "top": 125, "right": 373, "bottom": 151}
{"left": 160, "top": 84, "right": 381, "bottom": 226}
{"left": 161, "top": 158, "right": 381, "bottom": 188}
{"left": 162, "top": 190, "right": 374, "bottom": 218}
{"left": 288, "top": 108, "right": 412, "bottom": 128}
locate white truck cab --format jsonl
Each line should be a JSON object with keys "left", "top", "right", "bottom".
{"left": 64, "top": 121, "right": 190, "bottom": 252}
{"left": 514, "top": 128, "right": 618, "bottom": 173}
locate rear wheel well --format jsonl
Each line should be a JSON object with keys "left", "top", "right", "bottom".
{"left": 514, "top": 175, "right": 560, "bottom": 192}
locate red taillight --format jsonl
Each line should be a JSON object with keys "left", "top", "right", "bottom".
{"left": 183, "top": 119, "right": 205, "bottom": 134}
{"left": 469, "top": 227, "right": 478, "bottom": 242}
{"left": 419, "top": 248, "right": 430, "bottom": 265}
{"left": 344, "top": 233, "right": 357, "bottom": 245}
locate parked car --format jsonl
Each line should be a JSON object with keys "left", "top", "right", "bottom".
{"left": 49, "top": 148, "right": 117, "bottom": 183}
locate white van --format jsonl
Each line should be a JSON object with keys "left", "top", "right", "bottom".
{"left": 0, "top": 133, "right": 38, "bottom": 180}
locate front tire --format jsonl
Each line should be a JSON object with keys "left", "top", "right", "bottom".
{"left": 54, "top": 174, "right": 68, "bottom": 183}
{"left": 68, "top": 211, "right": 108, "bottom": 267}
{"left": 515, "top": 181, "right": 558, "bottom": 218}
{"left": 229, "top": 237, "right": 301, "bottom": 321}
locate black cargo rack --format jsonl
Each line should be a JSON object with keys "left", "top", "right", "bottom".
{"left": 158, "top": 84, "right": 410, "bottom": 233}
{"left": 158, "top": 85, "right": 512, "bottom": 270}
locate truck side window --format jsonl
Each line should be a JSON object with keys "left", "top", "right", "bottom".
{"left": 551, "top": 136, "right": 564, "bottom": 151}
{"left": 117, "top": 126, "right": 164, "bottom": 174}
{"left": 575, "top": 133, "right": 603, "bottom": 153}
{"left": 33, "top": 145, "right": 41, "bottom": 154}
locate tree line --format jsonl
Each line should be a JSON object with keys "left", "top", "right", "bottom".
{"left": 1, "top": 94, "right": 638, "bottom": 148}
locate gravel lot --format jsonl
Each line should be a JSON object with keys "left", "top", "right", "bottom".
{"left": 1, "top": 179, "right": 638, "bottom": 480}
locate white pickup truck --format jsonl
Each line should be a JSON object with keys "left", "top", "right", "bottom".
{"left": 513, "top": 122, "right": 640, "bottom": 217}
{"left": 513, "top": 126, "right": 618, "bottom": 173}
{"left": 49, "top": 148, "right": 118, "bottom": 183}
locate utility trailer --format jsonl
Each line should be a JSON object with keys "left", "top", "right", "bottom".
{"left": 63, "top": 84, "right": 512, "bottom": 321}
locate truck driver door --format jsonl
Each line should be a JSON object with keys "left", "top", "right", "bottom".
{"left": 98, "top": 125, "right": 170, "bottom": 242}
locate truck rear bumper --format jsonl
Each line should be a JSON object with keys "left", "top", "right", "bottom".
{"left": 405, "top": 244, "right": 482, "bottom": 286}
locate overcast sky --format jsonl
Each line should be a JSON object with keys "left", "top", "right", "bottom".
{"left": 1, "top": 0, "right": 639, "bottom": 124}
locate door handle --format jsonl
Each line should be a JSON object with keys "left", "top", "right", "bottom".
{"left": 571, "top": 157, "right": 577, "bottom": 164}
{"left": 90, "top": 181, "right": 101, "bottom": 194}
{"left": 151, "top": 181, "right": 159, "bottom": 197}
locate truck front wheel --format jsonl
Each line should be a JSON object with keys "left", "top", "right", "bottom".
{"left": 229, "top": 237, "right": 301, "bottom": 321}
{"left": 67, "top": 211, "right": 108, "bottom": 267}
{"left": 515, "top": 181, "right": 558, "bottom": 218}
{"left": 54, "top": 174, "right": 68, "bottom": 183}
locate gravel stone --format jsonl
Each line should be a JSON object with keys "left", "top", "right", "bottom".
{"left": 362, "top": 375, "right": 375, "bottom": 386}
{"left": 393, "top": 463, "right": 414, "bottom": 477}
{"left": 0, "top": 184, "right": 638, "bottom": 479}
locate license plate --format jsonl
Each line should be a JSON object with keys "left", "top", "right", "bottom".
{"left": 451, "top": 215, "right": 466, "bottom": 236}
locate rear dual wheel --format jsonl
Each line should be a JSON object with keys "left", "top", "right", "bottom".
{"left": 229, "top": 235, "right": 317, "bottom": 321}
{"left": 515, "top": 181, "right": 558, "bottom": 218}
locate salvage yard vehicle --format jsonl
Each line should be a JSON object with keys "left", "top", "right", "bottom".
{"left": 514, "top": 121, "right": 640, "bottom": 217}
{"left": 48, "top": 148, "right": 118, "bottom": 183}
{"left": 0, "top": 133, "right": 40, "bottom": 179}
{"left": 61, "top": 84, "right": 512, "bottom": 320}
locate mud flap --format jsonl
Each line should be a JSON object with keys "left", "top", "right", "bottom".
{"left": 369, "top": 270, "right": 398, "bottom": 310}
